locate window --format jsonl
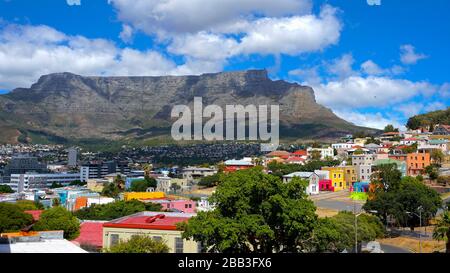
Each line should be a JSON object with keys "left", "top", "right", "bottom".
{"left": 175, "top": 237, "right": 184, "bottom": 253}
{"left": 339, "top": 182, "right": 342, "bottom": 187}
{"left": 185, "top": 204, "right": 189, "bottom": 209}
{"left": 153, "top": 236, "right": 162, "bottom": 242}
{"left": 110, "top": 234, "right": 119, "bottom": 247}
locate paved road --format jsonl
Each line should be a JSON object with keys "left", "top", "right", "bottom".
{"left": 379, "top": 243, "right": 412, "bottom": 253}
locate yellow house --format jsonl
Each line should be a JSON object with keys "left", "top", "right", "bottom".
{"left": 321, "top": 167, "right": 346, "bottom": 191}
{"left": 354, "top": 138, "right": 369, "bottom": 146}
{"left": 102, "top": 212, "right": 199, "bottom": 253}
{"left": 123, "top": 191, "right": 165, "bottom": 201}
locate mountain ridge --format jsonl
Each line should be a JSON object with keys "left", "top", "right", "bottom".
{"left": 0, "top": 69, "right": 378, "bottom": 145}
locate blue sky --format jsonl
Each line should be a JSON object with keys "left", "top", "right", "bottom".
{"left": 0, "top": 0, "right": 448, "bottom": 129}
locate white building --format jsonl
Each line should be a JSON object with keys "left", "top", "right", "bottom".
{"left": 181, "top": 167, "right": 217, "bottom": 181}
{"left": 6, "top": 172, "right": 81, "bottom": 192}
{"left": 282, "top": 172, "right": 320, "bottom": 195}
{"left": 332, "top": 142, "right": 355, "bottom": 150}
{"left": 352, "top": 154, "right": 377, "bottom": 182}
{"left": 307, "top": 147, "right": 334, "bottom": 159}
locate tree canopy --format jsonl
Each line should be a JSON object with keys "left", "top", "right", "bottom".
{"left": 129, "top": 177, "right": 157, "bottom": 192}
{"left": 74, "top": 200, "right": 162, "bottom": 221}
{"left": 33, "top": 206, "right": 80, "bottom": 240}
{"left": 433, "top": 210, "right": 450, "bottom": 253}
{"left": 105, "top": 235, "right": 170, "bottom": 253}
{"left": 179, "top": 168, "right": 318, "bottom": 253}
{"left": 0, "top": 203, "right": 34, "bottom": 233}
{"left": 0, "top": 185, "right": 14, "bottom": 193}
{"left": 365, "top": 167, "right": 442, "bottom": 230}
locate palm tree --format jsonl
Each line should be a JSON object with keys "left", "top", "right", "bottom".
{"left": 433, "top": 211, "right": 450, "bottom": 253}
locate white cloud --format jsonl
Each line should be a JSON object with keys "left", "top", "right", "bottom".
{"left": 313, "top": 76, "right": 436, "bottom": 110}
{"left": 325, "top": 53, "right": 357, "bottom": 79}
{"left": 108, "top": 1, "right": 342, "bottom": 62}
{"left": 335, "top": 110, "right": 402, "bottom": 130}
{"left": 109, "top": 0, "right": 313, "bottom": 34}
{"left": 0, "top": 24, "right": 219, "bottom": 89}
{"left": 400, "top": 44, "right": 427, "bottom": 65}
{"left": 119, "top": 24, "right": 134, "bottom": 44}
{"left": 66, "top": 0, "right": 81, "bottom": 6}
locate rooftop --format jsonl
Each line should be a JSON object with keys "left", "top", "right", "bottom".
{"left": 0, "top": 239, "right": 87, "bottom": 253}
{"left": 72, "top": 221, "right": 105, "bottom": 249}
{"left": 103, "top": 211, "right": 195, "bottom": 231}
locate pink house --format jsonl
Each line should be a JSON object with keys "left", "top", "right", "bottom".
{"left": 319, "top": 179, "right": 334, "bottom": 192}
{"left": 146, "top": 199, "right": 197, "bottom": 213}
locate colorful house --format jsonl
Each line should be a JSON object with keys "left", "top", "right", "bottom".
{"left": 406, "top": 152, "right": 431, "bottom": 176}
{"left": 319, "top": 179, "right": 334, "bottom": 191}
{"left": 142, "top": 198, "right": 197, "bottom": 213}
{"left": 374, "top": 158, "right": 407, "bottom": 177}
{"left": 321, "top": 167, "right": 346, "bottom": 191}
{"left": 102, "top": 212, "right": 199, "bottom": 253}
{"left": 123, "top": 191, "right": 165, "bottom": 201}
{"left": 351, "top": 182, "right": 370, "bottom": 193}
{"left": 223, "top": 159, "right": 254, "bottom": 172}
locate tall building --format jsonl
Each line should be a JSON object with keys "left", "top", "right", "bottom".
{"left": 67, "top": 148, "right": 78, "bottom": 167}
{"left": 2, "top": 155, "right": 47, "bottom": 184}
{"left": 80, "top": 161, "right": 131, "bottom": 182}
{"left": 352, "top": 154, "right": 377, "bottom": 182}
{"left": 406, "top": 152, "right": 431, "bottom": 176}
{"left": 8, "top": 172, "right": 81, "bottom": 192}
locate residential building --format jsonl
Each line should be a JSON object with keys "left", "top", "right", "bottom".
{"left": 102, "top": 212, "right": 199, "bottom": 253}
{"left": 223, "top": 159, "right": 254, "bottom": 172}
{"left": 321, "top": 167, "right": 345, "bottom": 191}
{"left": 124, "top": 191, "right": 165, "bottom": 201}
{"left": 332, "top": 142, "right": 355, "bottom": 150}
{"left": 374, "top": 159, "right": 407, "bottom": 177}
{"left": 433, "top": 125, "right": 450, "bottom": 135}
{"left": 418, "top": 139, "right": 449, "bottom": 154}
{"left": 282, "top": 172, "right": 319, "bottom": 195}
{"left": 143, "top": 199, "right": 197, "bottom": 213}
{"left": 8, "top": 172, "right": 81, "bottom": 192}
{"left": 181, "top": 167, "right": 217, "bottom": 181}
{"left": 307, "top": 147, "right": 334, "bottom": 159}
{"left": 0, "top": 231, "right": 87, "bottom": 253}
{"left": 352, "top": 154, "right": 377, "bottom": 182}
{"left": 406, "top": 152, "right": 431, "bottom": 176}
{"left": 87, "top": 178, "right": 109, "bottom": 192}
{"left": 323, "top": 166, "right": 357, "bottom": 188}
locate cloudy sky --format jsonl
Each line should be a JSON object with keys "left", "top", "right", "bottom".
{"left": 0, "top": 0, "right": 448, "bottom": 129}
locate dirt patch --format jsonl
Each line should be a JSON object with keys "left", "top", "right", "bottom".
{"left": 378, "top": 237, "right": 445, "bottom": 253}
{"left": 316, "top": 207, "right": 339, "bottom": 218}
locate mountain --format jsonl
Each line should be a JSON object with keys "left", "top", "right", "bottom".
{"left": 406, "top": 107, "right": 450, "bottom": 130}
{"left": 0, "top": 70, "right": 377, "bottom": 145}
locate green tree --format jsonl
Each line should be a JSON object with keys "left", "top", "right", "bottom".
{"left": 129, "top": 179, "right": 156, "bottom": 192}
{"left": 114, "top": 175, "right": 126, "bottom": 190}
{"left": 51, "top": 182, "right": 63, "bottom": 189}
{"left": 74, "top": 200, "right": 161, "bottom": 221}
{"left": 0, "top": 185, "right": 14, "bottom": 193}
{"left": 425, "top": 165, "right": 439, "bottom": 180}
{"left": 15, "top": 200, "right": 44, "bottom": 211}
{"left": 384, "top": 124, "right": 397, "bottom": 133}
{"left": 102, "top": 182, "right": 121, "bottom": 198}
{"left": 365, "top": 175, "right": 442, "bottom": 230}
{"left": 33, "top": 206, "right": 80, "bottom": 240}
{"left": 431, "top": 149, "right": 445, "bottom": 166}
{"left": 105, "top": 235, "right": 169, "bottom": 253}
{"left": 311, "top": 150, "right": 322, "bottom": 161}
{"left": 0, "top": 203, "right": 34, "bottom": 233}
{"left": 433, "top": 211, "right": 450, "bottom": 253}
{"left": 198, "top": 173, "right": 222, "bottom": 188}
{"left": 179, "top": 168, "right": 318, "bottom": 253}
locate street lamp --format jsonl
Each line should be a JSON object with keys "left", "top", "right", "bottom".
{"left": 351, "top": 199, "right": 378, "bottom": 253}
{"left": 406, "top": 206, "right": 423, "bottom": 253}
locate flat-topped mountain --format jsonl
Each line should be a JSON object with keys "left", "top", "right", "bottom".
{"left": 0, "top": 70, "right": 377, "bottom": 145}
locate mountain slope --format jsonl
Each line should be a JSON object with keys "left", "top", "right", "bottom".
{"left": 0, "top": 70, "right": 377, "bottom": 145}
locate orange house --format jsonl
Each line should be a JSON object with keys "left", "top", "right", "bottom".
{"left": 406, "top": 152, "right": 431, "bottom": 176}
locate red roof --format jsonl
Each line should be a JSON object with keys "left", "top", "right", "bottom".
{"left": 266, "top": 151, "right": 291, "bottom": 157}
{"left": 292, "top": 150, "right": 307, "bottom": 156}
{"left": 103, "top": 214, "right": 189, "bottom": 231}
{"left": 72, "top": 222, "right": 104, "bottom": 248}
{"left": 286, "top": 156, "right": 305, "bottom": 162}
{"left": 24, "top": 210, "right": 44, "bottom": 221}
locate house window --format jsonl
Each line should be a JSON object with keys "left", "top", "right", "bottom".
{"left": 185, "top": 204, "right": 189, "bottom": 209}
{"left": 340, "top": 182, "right": 342, "bottom": 187}
{"left": 175, "top": 237, "right": 184, "bottom": 253}
{"left": 110, "top": 234, "right": 119, "bottom": 247}
{"left": 153, "top": 236, "right": 162, "bottom": 242}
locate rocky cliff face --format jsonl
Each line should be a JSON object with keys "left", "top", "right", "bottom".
{"left": 0, "top": 70, "right": 375, "bottom": 144}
